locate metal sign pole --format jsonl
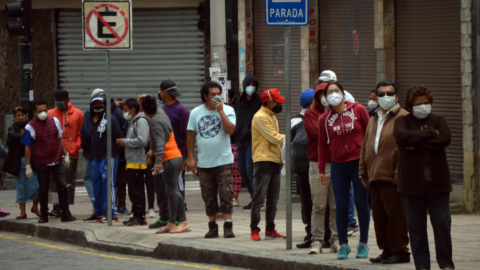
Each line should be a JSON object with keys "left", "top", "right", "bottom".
{"left": 106, "top": 50, "right": 113, "bottom": 226}
{"left": 284, "top": 26, "right": 292, "bottom": 250}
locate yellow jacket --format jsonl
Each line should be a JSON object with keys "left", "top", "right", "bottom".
{"left": 252, "top": 106, "right": 285, "bottom": 163}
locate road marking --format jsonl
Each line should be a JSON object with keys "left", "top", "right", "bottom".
{"left": 0, "top": 233, "right": 224, "bottom": 270}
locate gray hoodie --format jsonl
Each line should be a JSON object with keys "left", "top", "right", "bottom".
{"left": 122, "top": 113, "right": 149, "bottom": 165}
{"left": 149, "top": 104, "right": 174, "bottom": 166}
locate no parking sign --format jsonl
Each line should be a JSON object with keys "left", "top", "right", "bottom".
{"left": 82, "top": 1, "right": 132, "bottom": 50}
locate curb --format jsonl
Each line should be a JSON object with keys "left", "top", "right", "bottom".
{"left": 0, "top": 219, "right": 359, "bottom": 270}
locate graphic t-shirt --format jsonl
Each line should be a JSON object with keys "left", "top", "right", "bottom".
{"left": 187, "top": 104, "right": 236, "bottom": 168}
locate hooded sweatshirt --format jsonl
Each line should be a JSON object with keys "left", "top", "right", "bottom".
{"left": 48, "top": 103, "right": 84, "bottom": 157}
{"left": 234, "top": 74, "right": 263, "bottom": 148}
{"left": 149, "top": 102, "right": 182, "bottom": 166}
{"left": 81, "top": 94, "right": 123, "bottom": 161}
{"left": 122, "top": 112, "right": 149, "bottom": 165}
{"left": 318, "top": 101, "right": 370, "bottom": 173}
{"left": 304, "top": 83, "right": 328, "bottom": 162}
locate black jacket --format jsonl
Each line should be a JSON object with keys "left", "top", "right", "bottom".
{"left": 393, "top": 113, "right": 452, "bottom": 195}
{"left": 234, "top": 74, "right": 262, "bottom": 148}
{"left": 291, "top": 115, "right": 309, "bottom": 174}
{"left": 2, "top": 123, "right": 34, "bottom": 177}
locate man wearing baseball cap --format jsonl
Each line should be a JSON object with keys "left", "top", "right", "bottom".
{"left": 250, "top": 89, "right": 287, "bottom": 241}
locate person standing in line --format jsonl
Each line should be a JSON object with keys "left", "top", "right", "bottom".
{"left": 367, "top": 90, "right": 379, "bottom": 117}
{"left": 2, "top": 107, "right": 41, "bottom": 219}
{"left": 22, "top": 100, "right": 76, "bottom": 223}
{"left": 47, "top": 90, "right": 84, "bottom": 217}
{"left": 141, "top": 95, "right": 190, "bottom": 233}
{"left": 394, "top": 86, "right": 454, "bottom": 270}
{"left": 114, "top": 98, "right": 130, "bottom": 215}
{"left": 234, "top": 74, "right": 262, "bottom": 211}
{"left": 318, "top": 82, "right": 370, "bottom": 260}
{"left": 303, "top": 83, "right": 338, "bottom": 254}
{"left": 0, "top": 139, "right": 9, "bottom": 218}
{"left": 149, "top": 80, "right": 190, "bottom": 228}
{"left": 250, "top": 89, "right": 287, "bottom": 241}
{"left": 227, "top": 90, "right": 243, "bottom": 206}
{"left": 359, "top": 81, "right": 410, "bottom": 264}
{"left": 185, "top": 81, "right": 236, "bottom": 238}
{"left": 117, "top": 98, "right": 149, "bottom": 226}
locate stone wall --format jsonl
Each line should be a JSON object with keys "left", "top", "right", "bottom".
{"left": 374, "top": 0, "right": 395, "bottom": 82}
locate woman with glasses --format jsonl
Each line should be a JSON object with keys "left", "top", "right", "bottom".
{"left": 317, "top": 82, "right": 370, "bottom": 260}
{"left": 393, "top": 86, "right": 454, "bottom": 270}
{"left": 2, "top": 107, "right": 41, "bottom": 219}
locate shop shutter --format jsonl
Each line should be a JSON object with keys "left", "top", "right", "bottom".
{"left": 253, "top": 0, "right": 303, "bottom": 133}
{"left": 395, "top": 0, "right": 463, "bottom": 183}
{"left": 318, "top": 0, "right": 376, "bottom": 107}
{"left": 57, "top": 9, "right": 205, "bottom": 114}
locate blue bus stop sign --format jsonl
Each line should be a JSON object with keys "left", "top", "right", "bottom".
{"left": 265, "top": 0, "right": 309, "bottom": 26}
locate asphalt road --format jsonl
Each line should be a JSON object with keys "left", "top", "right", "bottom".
{"left": 0, "top": 231, "right": 248, "bottom": 270}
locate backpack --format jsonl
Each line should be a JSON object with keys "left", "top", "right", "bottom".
{"left": 291, "top": 116, "right": 309, "bottom": 174}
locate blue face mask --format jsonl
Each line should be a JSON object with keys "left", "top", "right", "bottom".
{"left": 55, "top": 100, "right": 67, "bottom": 110}
{"left": 245, "top": 86, "right": 256, "bottom": 96}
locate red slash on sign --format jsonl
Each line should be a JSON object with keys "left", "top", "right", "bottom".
{"left": 85, "top": 3, "right": 129, "bottom": 47}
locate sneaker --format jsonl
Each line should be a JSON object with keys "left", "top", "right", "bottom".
{"left": 337, "top": 245, "right": 351, "bottom": 260}
{"left": 265, "top": 230, "right": 286, "bottom": 240}
{"left": 251, "top": 229, "right": 261, "bottom": 241}
{"left": 149, "top": 219, "right": 168, "bottom": 229}
{"left": 99, "top": 216, "right": 119, "bottom": 223}
{"left": 205, "top": 222, "right": 219, "bottom": 238}
{"left": 330, "top": 240, "right": 340, "bottom": 253}
{"left": 38, "top": 217, "right": 49, "bottom": 223}
{"left": 125, "top": 217, "right": 148, "bottom": 226}
{"left": 0, "top": 209, "right": 10, "bottom": 217}
{"left": 356, "top": 243, "right": 369, "bottom": 259}
{"left": 308, "top": 241, "right": 322, "bottom": 254}
{"left": 84, "top": 214, "right": 102, "bottom": 222}
{"left": 347, "top": 224, "right": 359, "bottom": 236}
{"left": 223, "top": 222, "right": 235, "bottom": 238}
{"left": 61, "top": 211, "right": 77, "bottom": 222}
{"left": 117, "top": 208, "right": 130, "bottom": 215}
{"left": 242, "top": 202, "right": 252, "bottom": 211}
{"left": 123, "top": 217, "right": 134, "bottom": 225}
{"left": 233, "top": 198, "right": 240, "bottom": 207}
{"left": 49, "top": 204, "right": 61, "bottom": 218}
{"left": 148, "top": 209, "right": 156, "bottom": 218}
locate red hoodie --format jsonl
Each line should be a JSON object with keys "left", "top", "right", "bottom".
{"left": 304, "top": 83, "right": 328, "bottom": 162}
{"left": 318, "top": 101, "right": 370, "bottom": 173}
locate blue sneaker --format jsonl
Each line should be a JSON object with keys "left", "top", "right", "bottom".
{"left": 356, "top": 243, "right": 369, "bottom": 259}
{"left": 337, "top": 245, "right": 351, "bottom": 260}
{"left": 117, "top": 208, "right": 130, "bottom": 215}
{"left": 0, "top": 209, "right": 10, "bottom": 217}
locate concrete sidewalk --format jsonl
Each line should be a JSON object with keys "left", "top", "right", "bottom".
{"left": 0, "top": 188, "right": 479, "bottom": 270}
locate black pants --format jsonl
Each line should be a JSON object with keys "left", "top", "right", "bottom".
{"left": 145, "top": 163, "right": 155, "bottom": 209}
{"left": 127, "top": 169, "right": 146, "bottom": 219}
{"left": 37, "top": 162, "right": 69, "bottom": 217}
{"left": 116, "top": 159, "right": 127, "bottom": 209}
{"left": 251, "top": 162, "right": 280, "bottom": 232}
{"left": 154, "top": 172, "right": 170, "bottom": 221}
{"left": 401, "top": 182, "right": 454, "bottom": 270}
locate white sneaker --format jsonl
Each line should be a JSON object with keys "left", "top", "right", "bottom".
{"left": 308, "top": 241, "right": 322, "bottom": 254}
{"left": 148, "top": 209, "right": 156, "bottom": 218}
{"left": 233, "top": 198, "right": 240, "bottom": 207}
{"left": 330, "top": 240, "right": 340, "bottom": 253}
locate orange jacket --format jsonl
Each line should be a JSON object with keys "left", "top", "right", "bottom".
{"left": 48, "top": 103, "right": 84, "bottom": 157}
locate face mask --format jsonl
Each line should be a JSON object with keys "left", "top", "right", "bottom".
{"left": 157, "top": 91, "right": 164, "bottom": 102}
{"left": 378, "top": 95, "right": 396, "bottom": 111}
{"left": 92, "top": 106, "right": 105, "bottom": 114}
{"left": 123, "top": 110, "right": 132, "bottom": 120}
{"left": 245, "top": 86, "right": 256, "bottom": 96}
{"left": 412, "top": 104, "right": 432, "bottom": 120}
{"left": 55, "top": 101, "right": 67, "bottom": 110}
{"left": 327, "top": 93, "right": 343, "bottom": 106}
{"left": 272, "top": 103, "right": 283, "bottom": 114}
{"left": 368, "top": 100, "right": 378, "bottom": 111}
{"left": 16, "top": 118, "right": 28, "bottom": 128}
{"left": 37, "top": 111, "right": 48, "bottom": 121}
{"left": 321, "top": 96, "right": 329, "bottom": 108}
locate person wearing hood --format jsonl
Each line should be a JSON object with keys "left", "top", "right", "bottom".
{"left": 359, "top": 81, "right": 410, "bottom": 264}
{"left": 82, "top": 94, "right": 123, "bottom": 222}
{"left": 21, "top": 100, "right": 76, "bottom": 223}
{"left": 318, "top": 82, "right": 370, "bottom": 260}
{"left": 47, "top": 90, "right": 84, "bottom": 217}
{"left": 303, "top": 83, "right": 338, "bottom": 254}
{"left": 234, "top": 74, "right": 262, "bottom": 210}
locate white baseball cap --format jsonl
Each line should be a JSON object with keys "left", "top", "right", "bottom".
{"left": 91, "top": 88, "right": 105, "bottom": 97}
{"left": 318, "top": 70, "right": 337, "bottom": 82}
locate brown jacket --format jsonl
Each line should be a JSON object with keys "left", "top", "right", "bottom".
{"left": 359, "top": 104, "right": 408, "bottom": 182}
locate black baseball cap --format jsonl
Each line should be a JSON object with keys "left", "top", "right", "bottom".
{"left": 160, "top": 79, "right": 181, "bottom": 97}
{"left": 54, "top": 89, "right": 69, "bottom": 99}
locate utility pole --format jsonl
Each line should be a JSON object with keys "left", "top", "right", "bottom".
{"left": 210, "top": 0, "right": 228, "bottom": 73}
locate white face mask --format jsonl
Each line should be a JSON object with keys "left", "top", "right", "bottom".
{"left": 368, "top": 100, "right": 378, "bottom": 110}
{"left": 245, "top": 86, "right": 256, "bottom": 96}
{"left": 378, "top": 95, "right": 396, "bottom": 111}
{"left": 123, "top": 111, "right": 132, "bottom": 120}
{"left": 412, "top": 104, "right": 432, "bottom": 119}
{"left": 37, "top": 111, "right": 48, "bottom": 121}
{"left": 327, "top": 93, "right": 343, "bottom": 106}
{"left": 321, "top": 96, "right": 329, "bottom": 108}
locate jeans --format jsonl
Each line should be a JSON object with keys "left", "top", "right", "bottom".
{"left": 401, "top": 182, "right": 454, "bottom": 270}
{"left": 162, "top": 158, "right": 186, "bottom": 223}
{"left": 15, "top": 157, "right": 39, "bottom": 203}
{"left": 348, "top": 185, "right": 357, "bottom": 226}
{"left": 127, "top": 168, "right": 146, "bottom": 219}
{"left": 83, "top": 158, "right": 95, "bottom": 205}
{"left": 48, "top": 157, "right": 78, "bottom": 205}
{"left": 36, "top": 161, "right": 70, "bottom": 217}
{"left": 116, "top": 159, "right": 127, "bottom": 210}
{"left": 250, "top": 162, "right": 280, "bottom": 232}
{"left": 331, "top": 160, "right": 370, "bottom": 245}
{"left": 92, "top": 158, "right": 119, "bottom": 217}
{"left": 237, "top": 146, "right": 254, "bottom": 198}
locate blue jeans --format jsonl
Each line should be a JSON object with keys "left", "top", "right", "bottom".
{"left": 331, "top": 160, "right": 370, "bottom": 245}
{"left": 92, "top": 158, "right": 119, "bottom": 217}
{"left": 237, "top": 146, "right": 254, "bottom": 198}
{"left": 83, "top": 158, "right": 95, "bottom": 205}
{"left": 349, "top": 185, "right": 357, "bottom": 226}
